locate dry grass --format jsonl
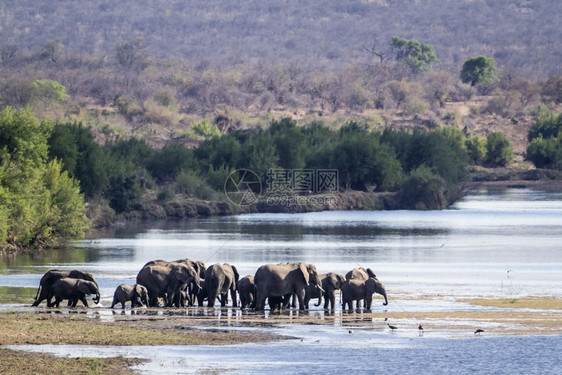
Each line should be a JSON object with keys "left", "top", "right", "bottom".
{"left": 0, "top": 349, "right": 143, "bottom": 375}
{"left": 460, "top": 297, "right": 562, "bottom": 310}
{"left": 0, "top": 311, "right": 282, "bottom": 346}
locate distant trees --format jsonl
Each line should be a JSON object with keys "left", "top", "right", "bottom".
{"left": 390, "top": 37, "right": 439, "bottom": 74}
{"left": 460, "top": 56, "right": 499, "bottom": 87}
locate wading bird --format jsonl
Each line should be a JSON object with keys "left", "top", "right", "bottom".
{"left": 388, "top": 323, "right": 398, "bottom": 331}
{"left": 474, "top": 329, "right": 484, "bottom": 335}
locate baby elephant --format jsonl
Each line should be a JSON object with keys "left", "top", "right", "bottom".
{"left": 111, "top": 284, "right": 149, "bottom": 309}
{"left": 49, "top": 277, "right": 100, "bottom": 308}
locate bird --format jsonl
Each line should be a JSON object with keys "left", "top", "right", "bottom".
{"left": 388, "top": 323, "right": 398, "bottom": 331}
{"left": 348, "top": 329, "right": 354, "bottom": 334}
{"left": 474, "top": 329, "right": 484, "bottom": 335}
{"left": 418, "top": 324, "right": 424, "bottom": 335}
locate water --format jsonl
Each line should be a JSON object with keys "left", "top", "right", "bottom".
{"left": 1, "top": 186, "right": 562, "bottom": 373}
{"left": 2, "top": 187, "right": 561, "bottom": 301}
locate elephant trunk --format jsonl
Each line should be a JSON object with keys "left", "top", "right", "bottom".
{"left": 93, "top": 293, "right": 100, "bottom": 305}
{"left": 314, "top": 285, "right": 323, "bottom": 307}
{"left": 380, "top": 290, "right": 388, "bottom": 306}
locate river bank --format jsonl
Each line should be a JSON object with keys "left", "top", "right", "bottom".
{"left": 102, "top": 167, "right": 562, "bottom": 226}
{"left": 1, "top": 295, "right": 561, "bottom": 374}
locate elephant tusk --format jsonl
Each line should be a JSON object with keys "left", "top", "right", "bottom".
{"left": 318, "top": 286, "right": 325, "bottom": 293}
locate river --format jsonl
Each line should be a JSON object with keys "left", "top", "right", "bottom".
{"left": 1, "top": 186, "right": 561, "bottom": 373}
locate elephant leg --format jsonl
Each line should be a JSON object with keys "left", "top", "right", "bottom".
{"left": 80, "top": 296, "right": 89, "bottom": 307}
{"left": 254, "top": 289, "right": 266, "bottom": 311}
{"left": 296, "top": 290, "right": 306, "bottom": 310}
{"left": 230, "top": 288, "right": 237, "bottom": 308}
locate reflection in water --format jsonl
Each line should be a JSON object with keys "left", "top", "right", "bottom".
{"left": 1, "top": 187, "right": 562, "bottom": 302}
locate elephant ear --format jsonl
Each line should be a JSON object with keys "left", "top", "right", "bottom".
{"left": 77, "top": 280, "right": 91, "bottom": 295}
{"left": 337, "top": 274, "right": 346, "bottom": 288}
{"left": 327, "top": 273, "right": 338, "bottom": 289}
{"left": 231, "top": 265, "right": 240, "bottom": 284}
{"left": 299, "top": 263, "right": 310, "bottom": 285}
{"left": 135, "top": 284, "right": 144, "bottom": 296}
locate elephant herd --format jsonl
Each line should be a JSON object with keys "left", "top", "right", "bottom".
{"left": 31, "top": 259, "right": 388, "bottom": 311}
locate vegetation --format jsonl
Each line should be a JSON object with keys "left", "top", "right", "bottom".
{"left": 460, "top": 56, "right": 499, "bottom": 87}
{"left": 0, "top": 108, "right": 88, "bottom": 252}
{"left": 526, "top": 111, "right": 562, "bottom": 169}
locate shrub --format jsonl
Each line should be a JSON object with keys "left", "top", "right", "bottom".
{"left": 465, "top": 135, "right": 487, "bottom": 165}
{"left": 398, "top": 165, "right": 447, "bottom": 209}
{"left": 486, "top": 132, "right": 513, "bottom": 167}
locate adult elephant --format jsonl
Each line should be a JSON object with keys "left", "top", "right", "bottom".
{"left": 111, "top": 284, "right": 149, "bottom": 309}
{"left": 305, "top": 272, "right": 346, "bottom": 310}
{"left": 32, "top": 270, "right": 99, "bottom": 307}
{"left": 341, "top": 277, "right": 388, "bottom": 311}
{"left": 143, "top": 259, "right": 205, "bottom": 306}
{"left": 205, "top": 263, "right": 239, "bottom": 307}
{"left": 345, "top": 267, "right": 376, "bottom": 281}
{"left": 254, "top": 263, "right": 323, "bottom": 311}
{"left": 237, "top": 275, "right": 255, "bottom": 309}
{"left": 49, "top": 277, "right": 100, "bottom": 308}
{"left": 136, "top": 263, "right": 200, "bottom": 307}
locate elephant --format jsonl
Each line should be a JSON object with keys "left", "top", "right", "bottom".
{"left": 205, "top": 263, "right": 239, "bottom": 307}
{"left": 345, "top": 267, "right": 376, "bottom": 281}
{"left": 196, "top": 279, "right": 207, "bottom": 306}
{"left": 111, "top": 284, "right": 149, "bottom": 309}
{"left": 254, "top": 262, "right": 323, "bottom": 311}
{"left": 236, "top": 275, "right": 255, "bottom": 309}
{"left": 178, "top": 290, "right": 189, "bottom": 307}
{"left": 305, "top": 272, "right": 346, "bottom": 310}
{"left": 143, "top": 259, "right": 205, "bottom": 306}
{"left": 32, "top": 269, "right": 99, "bottom": 307}
{"left": 136, "top": 263, "right": 200, "bottom": 307}
{"left": 48, "top": 277, "right": 101, "bottom": 308}
{"left": 341, "top": 277, "right": 388, "bottom": 311}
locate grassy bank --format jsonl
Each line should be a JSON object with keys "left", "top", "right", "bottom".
{"left": 0, "top": 349, "right": 143, "bottom": 375}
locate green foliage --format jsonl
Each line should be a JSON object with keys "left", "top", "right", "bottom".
{"left": 398, "top": 165, "right": 447, "bottom": 210}
{"left": 147, "top": 143, "right": 198, "bottom": 182}
{"left": 49, "top": 122, "right": 109, "bottom": 198}
{"left": 270, "top": 118, "right": 306, "bottom": 170}
{"left": 390, "top": 37, "right": 439, "bottom": 73}
{"left": 460, "top": 56, "right": 499, "bottom": 86}
{"left": 465, "top": 135, "right": 487, "bottom": 165}
{"left": 333, "top": 123, "right": 403, "bottom": 191}
{"left": 527, "top": 112, "right": 562, "bottom": 141}
{"left": 486, "top": 132, "right": 513, "bottom": 167}
{"left": 191, "top": 119, "right": 221, "bottom": 140}
{"left": 527, "top": 136, "right": 562, "bottom": 170}
{"left": 403, "top": 128, "right": 468, "bottom": 184}
{"left": 0, "top": 108, "right": 88, "bottom": 250}
{"left": 31, "top": 79, "right": 69, "bottom": 106}
{"left": 106, "top": 168, "right": 142, "bottom": 213}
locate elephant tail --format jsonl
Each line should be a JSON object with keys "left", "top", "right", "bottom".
{"left": 34, "top": 285, "right": 41, "bottom": 301}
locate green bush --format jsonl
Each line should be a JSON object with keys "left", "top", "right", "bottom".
{"left": 398, "top": 165, "right": 447, "bottom": 209}
{"left": 486, "top": 132, "right": 513, "bottom": 167}
{"left": 465, "top": 135, "right": 487, "bottom": 165}
{"left": 526, "top": 136, "right": 562, "bottom": 169}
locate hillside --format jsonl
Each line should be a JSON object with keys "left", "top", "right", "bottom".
{"left": 1, "top": 0, "right": 561, "bottom": 77}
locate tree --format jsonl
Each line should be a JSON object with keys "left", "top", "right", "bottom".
{"left": 486, "top": 132, "right": 513, "bottom": 167}
{"left": 0, "top": 108, "right": 88, "bottom": 251}
{"left": 460, "top": 56, "right": 499, "bottom": 86}
{"left": 390, "top": 37, "right": 439, "bottom": 73}
{"left": 31, "top": 79, "right": 69, "bottom": 107}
